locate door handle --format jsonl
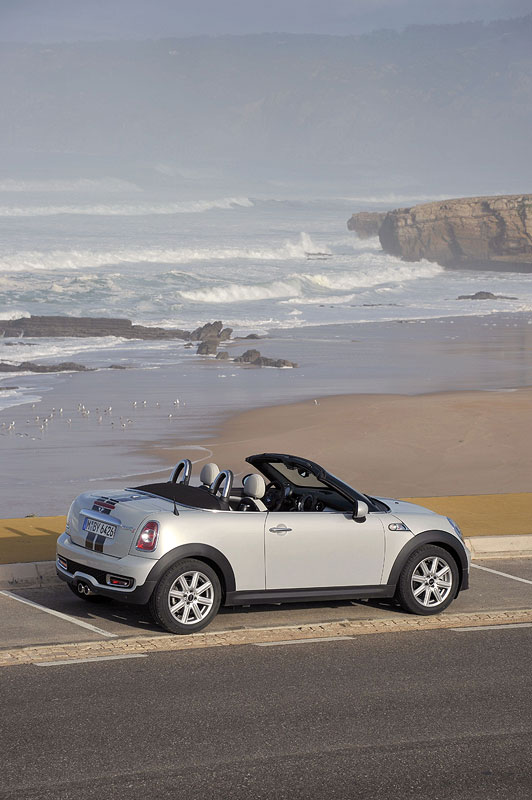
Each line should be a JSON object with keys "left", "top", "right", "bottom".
{"left": 269, "top": 525, "right": 292, "bottom": 533}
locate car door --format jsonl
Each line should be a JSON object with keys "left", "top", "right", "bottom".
{"left": 265, "top": 510, "right": 385, "bottom": 589}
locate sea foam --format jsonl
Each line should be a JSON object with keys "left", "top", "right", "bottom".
{"left": 0, "top": 232, "right": 322, "bottom": 271}
{"left": 179, "top": 259, "right": 443, "bottom": 304}
{"left": 0, "top": 196, "right": 253, "bottom": 217}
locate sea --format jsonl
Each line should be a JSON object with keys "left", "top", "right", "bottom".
{"left": 1, "top": 176, "right": 532, "bottom": 514}
{"left": 1, "top": 176, "right": 532, "bottom": 414}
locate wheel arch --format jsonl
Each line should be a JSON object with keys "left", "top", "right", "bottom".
{"left": 387, "top": 530, "right": 469, "bottom": 592}
{"left": 145, "top": 544, "right": 236, "bottom": 601}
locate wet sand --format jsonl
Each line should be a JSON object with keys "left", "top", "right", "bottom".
{"left": 1, "top": 312, "right": 532, "bottom": 516}
{"left": 152, "top": 387, "right": 532, "bottom": 497}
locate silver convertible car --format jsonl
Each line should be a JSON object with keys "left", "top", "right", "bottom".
{"left": 56, "top": 454, "right": 470, "bottom": 634}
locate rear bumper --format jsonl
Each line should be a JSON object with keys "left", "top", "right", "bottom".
{"left": 55, "top": 565, "right": 156, "bottom": 604}
{"left": 56, "top": 532, "right": 156, "bottom": 604}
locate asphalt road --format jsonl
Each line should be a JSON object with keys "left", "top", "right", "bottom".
{"left": 1, "top": 557, "right": 531, "bottom": 648}
{"left": 1, "top": 624, "right": 531, "bottom": 799}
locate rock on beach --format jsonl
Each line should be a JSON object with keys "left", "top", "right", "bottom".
{"left": 0, "top": 316, "right": 234, "bottom": 342}
{"left": 233, "top": 349, "right": 298, "bottom": 368}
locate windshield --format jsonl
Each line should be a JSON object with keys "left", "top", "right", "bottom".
{"left": 248, "top": 453, "right": 384, "bottom": 513}
{"left": 268, "top": 462, "right": 329, "bottom": 488}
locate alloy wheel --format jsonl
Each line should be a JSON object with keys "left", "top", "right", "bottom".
{"left": 167, "top": 570, "right": 214, "bottom": 625}
{"left": 411, "top": 556, "right": 453, "bottom": 607}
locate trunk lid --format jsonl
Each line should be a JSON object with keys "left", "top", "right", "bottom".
{"left": 68, "top": 489, "right": 171, "bottom": 558}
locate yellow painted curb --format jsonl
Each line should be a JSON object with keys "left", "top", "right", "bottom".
{"left": 403, "top": 494, "right": 532, "bottom": 538}
{"left": 0, "top": 516, "right": 66, "bottom": 564}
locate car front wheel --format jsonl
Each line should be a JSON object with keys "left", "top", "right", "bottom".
{"left": 395, "top": 545, "right": 459, "bottom": 615}
{"left": 149, "top": 558, "right": 221, "bottom": 634}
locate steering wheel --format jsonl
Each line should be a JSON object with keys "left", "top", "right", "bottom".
{"left": 263, "top": 480, "right": 292, "bottom": 511}
{"left": 297, "top": 493, "right": 316, "bottom": 512}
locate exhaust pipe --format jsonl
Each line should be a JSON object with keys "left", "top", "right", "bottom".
{"left": 76, "top": 581, "right": 94, "bottom": 596}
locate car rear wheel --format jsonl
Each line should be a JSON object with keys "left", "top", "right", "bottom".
{"left": 395, "top": 545, "right": 459, "bottom": 615}
{"left": 149, "top": 558, "right": 221, "bottom": 634}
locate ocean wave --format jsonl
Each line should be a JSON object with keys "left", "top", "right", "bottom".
{"left": 0, "top": 233, "right": 324, "bottom": 271}
{"left": 281, "top": 293, "right": 358, "bottom": 306}
{"left": 0, "top": 309, "right": 31, "bottom": 320}
{"left": 300, "top": 260, "right": 443, "bottom": 291}
{"left": 179, "top": 259, "right": 443, "bottom": 304}
{"left": 180, "top": 279, "right": 301, "bottom": 303}
{"left": 0, "top": 387, "right": 43, "bottom": 413}
{"left": 48, "top": 276, "right": 121, "bottom": 295}
{"left": 0, "top": 177, "right": 141, "bottom": 193}
{"left": 0, "top": 196, "right": 253, "bottom": 217}
{"left": 0, "top": 273, "right": 123, "bottom": 299}
{"left": 0, "top": 336, "right": 133, "bottom": 364}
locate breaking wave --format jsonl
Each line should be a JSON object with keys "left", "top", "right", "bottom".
{"left": 0, "top": 233, "right": 323, "bottom": 271}
{"left": 179, "top": 260, "right": 443, "bottom": 304}
{"left": 180, "top": 280, "right": 300, "bottom": 303}
{"left": 0, "top": 196, "right": 253, "bottom": 217}
{"left": 0, "top": 308, "right": 31, "bottom": 320}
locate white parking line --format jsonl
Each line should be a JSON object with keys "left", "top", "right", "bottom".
{"left": 34, "top": 654, "right": 147, "bottom": 667}
{"left": 452, "top": 623, "right": 532, "bottom": 632}
{"left": 0, "top": 590, "right": 117, "bottom": 638}
{"left": 254, "top": 636, "right": 354, "bottom": 647}
{"left": 471, "top": 563, "right": 532, "bottom": 585}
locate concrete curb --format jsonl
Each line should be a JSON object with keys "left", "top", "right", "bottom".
{"left": 1, "top": 534, "right": 532, "bottom": 590}
{"left": 0, "top": 560, "right": 58, "bottom": 590}
{"left": 464, "top": 534, "right": 532, "bottom": 559}
{"left": 2, "top": 608, "right": 532, "bottom": 668}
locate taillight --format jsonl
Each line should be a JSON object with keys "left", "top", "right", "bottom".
{"left": 136, "top": 520, "right": 159, "bottom": 551}
{"left": 107, "top": 575, "right": 133, "bottom": 587}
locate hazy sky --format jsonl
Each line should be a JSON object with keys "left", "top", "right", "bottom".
{"left": 0, "top": 0, "right": 530, "bottom": 41}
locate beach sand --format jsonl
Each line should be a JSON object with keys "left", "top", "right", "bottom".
{"left": 3, "top": 386, "right": 532, "bottom": 564}
{"left": 2, "top": 313, "right": 532, "bottom": 517}
{"left": 152, "top": 387, "right": 532, "bottom": 498}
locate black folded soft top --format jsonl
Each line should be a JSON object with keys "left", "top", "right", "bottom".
{"left": 132, "top": 482, "right": 225, "bottom": 510}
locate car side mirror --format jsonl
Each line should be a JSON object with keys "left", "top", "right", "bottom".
{"left": 352, "top": 500, "right": 369, "bottom": 520}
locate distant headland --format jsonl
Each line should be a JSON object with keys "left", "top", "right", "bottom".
{"left": 348, "top": 194, "right": 532, "bottom": 272}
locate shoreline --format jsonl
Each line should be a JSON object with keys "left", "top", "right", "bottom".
{"left": 2, "top": 310, "right": 532, "bottom": 516}
{"left": 148, "top": 386, "right": 532, "bottom": 498}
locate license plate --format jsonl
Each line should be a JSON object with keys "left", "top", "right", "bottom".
{"left": 83, "top": 518, "right": 117, "bottom": 538}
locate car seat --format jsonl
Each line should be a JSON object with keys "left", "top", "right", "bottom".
{"left": 237, "top": 474, "right": 267, "bottom": 511}
{"left": 199, "top": 463, "right": 219, "bottom": 489}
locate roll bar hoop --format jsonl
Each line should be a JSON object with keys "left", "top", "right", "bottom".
{"left": 170, "top": 459, "right": 192, "bottom": 485}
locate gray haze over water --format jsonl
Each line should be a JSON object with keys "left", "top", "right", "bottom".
{"left": 0, "top": 12, "right": 530, "bottom": 191}
{"left": 1, "top": 0, "right": 531, "bottom": 40}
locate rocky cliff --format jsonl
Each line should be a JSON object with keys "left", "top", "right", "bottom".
{"left": 376, "top": 194, "right": 532, "bottom": 271}
{"left": 347, "top": 212, "right": 387, "bottom": 238}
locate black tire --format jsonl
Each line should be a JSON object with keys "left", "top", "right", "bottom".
{"left": 395, "top": 545, "right": 459, "bottom": 616}
{"left": 67, "top": 581, "right": 102, "bottom": 602}
{"left": 149, "top": 558, "right": 221, "bottom": 634}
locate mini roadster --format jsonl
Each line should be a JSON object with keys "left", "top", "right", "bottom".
{"left": 56, "top": 454, "right": 470, "bottom": 634}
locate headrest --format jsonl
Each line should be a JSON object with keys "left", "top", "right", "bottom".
{"left": 200, "top": 463, "right": 219, "bottom": 486}
{"left": 243, "top": 473, "right": 266, "bottom": 499}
